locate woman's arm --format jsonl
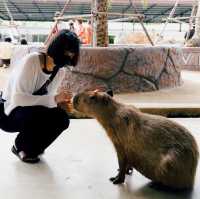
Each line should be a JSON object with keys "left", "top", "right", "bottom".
{"left": 12, "top": 53, "right": 57, "bottom": 107}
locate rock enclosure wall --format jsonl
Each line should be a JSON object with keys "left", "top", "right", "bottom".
{"left": 61, "top": 46, "right": 183, "bottom": 94}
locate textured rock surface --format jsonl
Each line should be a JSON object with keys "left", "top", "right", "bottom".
{"left": 61, "top": 46, "right": 183, "bottom": 94}
{"left": 182, "top": 47, "right": 200, "bottom": 71}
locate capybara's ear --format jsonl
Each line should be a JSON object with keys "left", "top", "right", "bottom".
{"left": 94, "top": 89, "right": 99, "bottom": 94}
{"left": 106, "top": 89, "right": 113, "bottom": 97}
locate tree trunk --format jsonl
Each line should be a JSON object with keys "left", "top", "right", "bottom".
{"left": 94, "top": 0, "right": 109, "bottom": 47}
{"left": 186, "top": 0, "right": 200, "bottom": 47}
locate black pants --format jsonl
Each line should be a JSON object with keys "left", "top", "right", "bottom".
{"left": 5, "top": 106, "right": 69, "bottom": 156}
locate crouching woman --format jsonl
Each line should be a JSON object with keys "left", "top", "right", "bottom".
{"left": 2, "top": 29, "right": 80, "bottom": 163}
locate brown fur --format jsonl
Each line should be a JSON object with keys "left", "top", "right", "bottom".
{"left": 73, "top": 91, "right": 199, "bottom": 189}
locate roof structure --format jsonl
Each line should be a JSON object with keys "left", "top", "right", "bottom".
{"left": 0, "top": 0, "right": 196, "bottom": 22}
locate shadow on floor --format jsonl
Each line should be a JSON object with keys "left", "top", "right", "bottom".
{"left": 118, "top": 181, "right": 194, "bottom": 199}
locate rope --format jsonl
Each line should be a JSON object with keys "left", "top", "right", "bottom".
{"left": 3, "top": 0, "right": 21, "bottom": 40}
{"left": 155, "top": 0, "right": 180, "bottom": 44}
{"left": 3, "top": 0, "right": 13, "bottom": 22}
{"left": 129, "top": 0, "right": 154, "bottom": 46}
{"left": 44, "top": 0, "right": 72, "bottom": 45}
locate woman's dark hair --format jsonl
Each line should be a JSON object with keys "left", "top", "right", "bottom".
{"left": 47, "top": 29, "right": 80, "bottom": 67}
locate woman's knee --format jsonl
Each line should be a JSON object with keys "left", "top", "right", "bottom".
{"left": 51, "top": 108, "right": 70, "bottom": 130}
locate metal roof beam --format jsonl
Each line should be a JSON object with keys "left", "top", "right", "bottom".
{"left": 174, "top": 7, "right": 192, "bottom": 17}
{"left": 33, "top": 1, "right": 46, "bottom": 21}
{"left": 143, "top": 4, "right": 157, "bottom": 14}
{"left": 80, "top": 4, "right": 86, "bottom": 14}
{"left": 146, "top": 6, "right": 173, "bottom": 23}
{"left": 0, "top": 12, "right": 7, "bottom": 20}
{"left": 56, "top": 1, "right": 62, "bottom": 10}
{"left": 8, "top": 0, "right": 30, "bottom": 21}
{"left": 0, "top": 1, "right": 195, "bottom": 22}
{"left": 0, "top": 11, "right": 8, "bottom": 20}
{"left": 122, "top": 3, "right": 132, "bottom": 13}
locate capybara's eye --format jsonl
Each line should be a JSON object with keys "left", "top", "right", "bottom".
{"left": 90, "top": 95, "right": 96, "bottom": 100}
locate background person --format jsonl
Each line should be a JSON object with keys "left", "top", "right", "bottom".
{"left": 0, "top": 37, "right": 14, "bottom": 68}
{"left": 75, "top": 18, "right": 87, "bottom": 44}
{"left": 185, "top": 25, "right": 195, "bottom": 41}
{"left": 20, "top": 38, "right": 28, "bottom": 45}
{"left": 69, "top": 20, "right": 76, "bottom": 33}
{"left": 85, "top": 20, "right": 92, "bottom": 45}
{"left": 4, "top": 37, "right": 12, "bottom": 43}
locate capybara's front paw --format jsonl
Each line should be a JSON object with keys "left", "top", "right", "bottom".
{"left": 109, "top": 176, "right": 116, "bottom": 182}
{"left": 113, "top": 176, "right": 125, "bottom": 184}
{"left": 109, "top": 175, "right": 125, "bottom": 184}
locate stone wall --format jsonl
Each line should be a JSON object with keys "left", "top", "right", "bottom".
{"left": 61, "top": 46, "right": 183, "bottom": 94}
{"left": 182, "top": 47, "right": 200, "bottom": 71}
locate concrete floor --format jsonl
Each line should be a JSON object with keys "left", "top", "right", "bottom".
{"left": 1, "top": 66, "right": 200, "bottom": 198}
{"left": 0, "top": 119, "right": 199, "bottom": 199}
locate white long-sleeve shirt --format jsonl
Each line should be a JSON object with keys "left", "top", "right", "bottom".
{"left": 3, "top": 52, "right": 65, "bottom": 115}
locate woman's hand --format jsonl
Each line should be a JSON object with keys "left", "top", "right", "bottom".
{"left": 55, "top": 90, "right": 73, "bottom": 113}
{"left": 55, "top": 91, "right": 72, "bottom": 104}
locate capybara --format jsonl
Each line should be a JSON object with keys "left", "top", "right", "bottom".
{"left": 73, "top": 90, "right": 199, "bottom": 190}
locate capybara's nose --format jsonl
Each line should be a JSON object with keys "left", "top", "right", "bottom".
{"left": 73, "top": 94, "right": 79, "bottom": 108}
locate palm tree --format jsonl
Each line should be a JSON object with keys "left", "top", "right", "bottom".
{"left": 92, "top": 0, "right": 148, "bottom": 47}
{"left": 93, "top": 0, "right": 109, "bottom": 47}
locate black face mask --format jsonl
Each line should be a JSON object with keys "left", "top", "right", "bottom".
{"left": 47, "top": 29, "right": 80, "bottom": 68}
{"left": 52, "top": 52, "right": 72, "bottom": 68}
